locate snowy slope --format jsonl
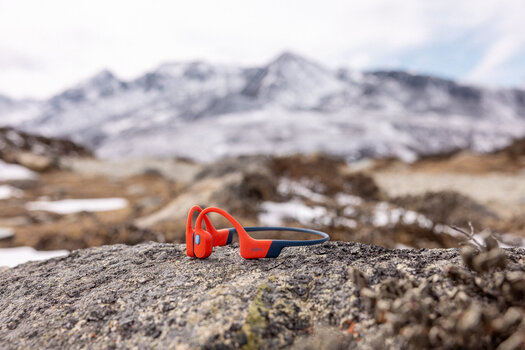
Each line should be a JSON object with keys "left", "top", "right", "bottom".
{"left": 0, "top": 94, "right": 41, "bottom": 125}
{"left": 96, "top": 107, "right": 524, "bottom": 162}
{"left": 1, "top": 52, "right": 525, "bottom": 161}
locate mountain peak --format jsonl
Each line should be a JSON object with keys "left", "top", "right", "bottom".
{"left": 52, "top": 69, "right": 123, "bottom": 103}
{"left": 273, "top": 51, "right": 304, "bottom": 61}
{"left": 155, "top": 61, "right": 189, "bottom": 76}
{"left": 248, "top": 51, "right": 343, "bottom": 108}
{"left": 94, "top": 69, "right": 115, "bottom": 79}
{"left": 269, "top": 51, "right": 322, "bottom": 69}
{"left": 86, "top": 69, "right": 119, "bottom": 85}
{"left": 154, "top": 61, "right": 219, "bottom": 79}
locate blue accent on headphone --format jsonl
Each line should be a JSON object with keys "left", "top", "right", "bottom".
{"left": 226, "top": 230, "right": 234, "bottom": 245}
{"left": 192, "top": 232, "right": 196, "bottom": 258}
{"left": 195, "top": 234, "right": 201, "bottom": 245}
{"left": 227, "top": 226, "right": 329, "bottom": 257}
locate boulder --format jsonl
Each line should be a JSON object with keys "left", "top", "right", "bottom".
{"left": 391, "top": 190, "right": 496, "bottom": 228}
{"left": 0, "top": 127, "right": 92, "bottom": 172}
{"left": 14, "top": 152, "right": 54, "bottom": 172}
{"left": 1, "top": 242, "right": 524, "bottom": 349}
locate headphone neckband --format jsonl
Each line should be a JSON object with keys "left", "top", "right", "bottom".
{"left": 227, "top": 226, "right": 329, "bottom": 258}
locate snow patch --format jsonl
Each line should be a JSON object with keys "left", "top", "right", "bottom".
{"left": 0, "top": 227, "right": 14, "bottom": 240}
{"left": 0, "top": 185, "right": 23, "bottom": 199}
{"left": 26, "top": 198, "right": 128, "bottom": 214}
{"left": 259, "top": 199, "right": 357, "bottom": 230}
{"left": 335, "top": 193, "right": 362, "bottom": 206}
{"left": 0, "top": 161, "right": 37, "bottom": 181}
{"left": 372, "top": 202, "right": 433, "bottom": 228}
{"left": 259, "top": 200, "right": 327, "bottom": 226}
{"left": 343, "top": 206, "right": 356, "bottom": 216}
{"left": 277, "top": 178, "right": 327, "bottom": 202}
{"left": 0, "top": 247, "right": 68, "bottom": 267}
{"left": 335, "top": 217, "right": 357, "bottom": 229}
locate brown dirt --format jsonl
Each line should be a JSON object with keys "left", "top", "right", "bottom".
{"left": 0, "top": 170, "right": 177, "bottom": 250}
{"left": 2, "top": 149, "right": 525, "bottom": 252}
{"left": 270, "top": 153, "right": 348, "bottom": 194}
{"left": 412, "top": 151, "right": 525, "bottom": 174}
{"left": 373, "top": 170, "right": 525, "bottom": 219}
{"left": 391, "top": 190, "right": 497, "bottom": 228}
{"left": 271, "top": 153, "right": 381, "bottom": 200}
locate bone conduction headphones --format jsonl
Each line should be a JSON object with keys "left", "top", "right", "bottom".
{"left": 186, "top": 206, "right": 330, "bottom": 259}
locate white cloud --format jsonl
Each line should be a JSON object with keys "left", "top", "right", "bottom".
{"left": 464, "top": 0, "right": 525, "bottom": 85}
{"left": 0, "top": 0, "right": 523, "bottom": 98}
{"left": 466, "top": 38, "right": 522, "bottom": 84}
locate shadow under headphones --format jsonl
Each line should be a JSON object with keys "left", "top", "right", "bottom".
{"left": 186, "top": 205, "right": 330, "bottom": 259}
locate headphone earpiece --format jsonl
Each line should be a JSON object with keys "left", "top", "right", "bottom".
{"left": 192, "top": 230, "right": 213, "bottom": 258}
{"left": 186, "top": 205, "right": 217, "bottom": 258}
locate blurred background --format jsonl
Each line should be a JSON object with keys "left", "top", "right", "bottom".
{"left": 1, "top": 0, "right": 525, "bottom": 267}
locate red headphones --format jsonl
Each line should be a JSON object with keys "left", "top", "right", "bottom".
{"left": 186, "top": 205, "right": 330, "bottom": 259}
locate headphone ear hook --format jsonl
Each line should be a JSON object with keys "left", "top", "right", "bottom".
{"left": 186, "top": 205, "right": 217, "bottom": 257}
{"left": 195, "top": 207, "right": 272, "bottom": 259}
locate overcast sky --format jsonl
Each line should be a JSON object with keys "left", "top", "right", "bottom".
{"left": 0, "top": 0, "right": 524, "bottom": 99}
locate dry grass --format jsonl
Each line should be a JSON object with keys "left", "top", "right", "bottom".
{"left": 373, "top": 170, "right": 525, "bottom": 219}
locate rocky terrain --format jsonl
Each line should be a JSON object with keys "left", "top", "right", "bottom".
{"left": 0, "top": 127, "right": 92, "bottom": 171}
{"left": 0, "top": 238, "right": 524, "bottom": 349}
{"left": 0, "top": 127, "right": 524, "bottom": 348}
{"left": 1, "top": 128, "right": 525, "bottom": 256}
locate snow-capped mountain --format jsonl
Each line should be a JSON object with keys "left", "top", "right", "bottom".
{"left": 1, "top": 52, "right": 525, "bottom": 162}
{"left": 0, "top": 94, "right": 41, "bottom": 126}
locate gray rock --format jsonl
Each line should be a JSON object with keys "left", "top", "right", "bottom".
{"left": 0, "top": 242, "right": 523, "bottom": 349}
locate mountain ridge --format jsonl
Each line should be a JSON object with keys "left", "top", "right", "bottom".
{"left": 1, "top": 51, "right": 525, "bottom": 161}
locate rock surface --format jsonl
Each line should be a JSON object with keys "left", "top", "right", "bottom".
{"left": 0, "top": 242, "right": 524, "bottom": 349}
